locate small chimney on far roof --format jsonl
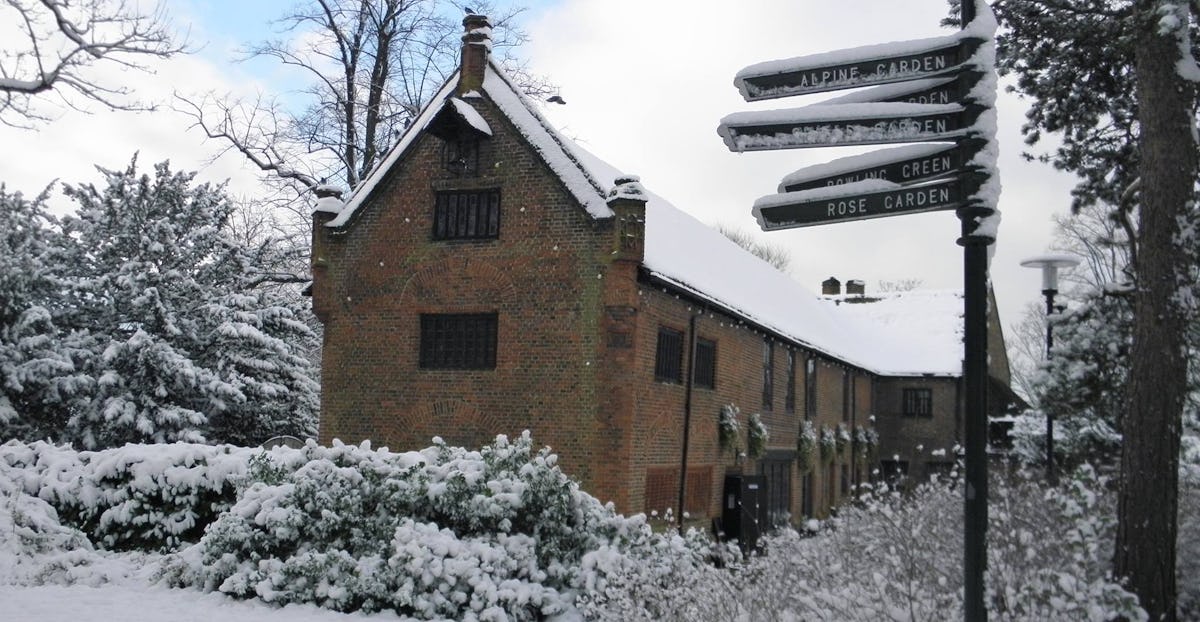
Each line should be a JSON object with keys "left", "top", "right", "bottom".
{"left": 822, "top": 277, "right": 841, "bottom": 296}
{"left": 846, "top": 279, "right": 865, "bottom": 296}
{"left": 458, "top": 13, "right": 492, "bottom": 96}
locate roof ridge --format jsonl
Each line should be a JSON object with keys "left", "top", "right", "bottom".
{"left": 482, "top": 60, "right": 610, "bottom": 200}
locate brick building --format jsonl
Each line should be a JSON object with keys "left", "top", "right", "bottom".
{"left": 309, "top": 14, "right": 1015, "bottom": 522}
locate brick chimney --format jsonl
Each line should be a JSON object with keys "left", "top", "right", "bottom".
{"left": 606, "top": 175, "right": 647, "bottom": 263}
{"left": 310, "top": 184, "right": 344, "bottom": 322}
{"left": 846, "top": 279, "right": 865, "bottom": 296}
{"left": 822, "top": 277, "right": 841, "bottom": 295}
{"left": 458, "top": 13, "right": 492, "bottom": 96}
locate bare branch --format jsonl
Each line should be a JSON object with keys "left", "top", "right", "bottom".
{"left": 1, "top": 0, "right": 185, "bottom": 126}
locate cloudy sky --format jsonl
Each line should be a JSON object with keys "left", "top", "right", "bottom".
{"left": 0, "top": 0, "right": 1081, "bottom": 347}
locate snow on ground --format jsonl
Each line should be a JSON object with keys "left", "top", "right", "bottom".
{"left": 0, "top": 583, "right": 416, "bottom": 622}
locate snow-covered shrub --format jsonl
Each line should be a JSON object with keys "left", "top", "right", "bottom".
{"left": 701, "top": 466, "right": 1146, "bottom": 621}
{"left": 573, "top": 522, "right": 740, "bottom": 621}
{"left": 985, "top": 466, "right": 1142, "bottom": 621}
{"left": 797, "top": 420, "right": 818, "bottom": 473}
{"left": 1, "top": 439, "right": 256, "bottom": 552}
{"left": 1179, "top": 480, "right": 1200, "bottom": 620}
{"left": 162, "top": 432, "right": 634, "bottom": 620}
{"left": 0, "top": 441, "right": 135, "bottom": 586}
{"left": 819, "top": 425, "right": 837, "bottom": 464}
{"left": 854, "top": 425, "right": 880, "bottom": 464}
{"left": 747, "top": 413, "right": 768, "bottom": 458}
{"left": 835, "top": 423, "right": 851, "bottom": 458}
{"left": 717, "top": 403, "right": 739, "bottom": 453}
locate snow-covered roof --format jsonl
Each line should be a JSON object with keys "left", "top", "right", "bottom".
{"left": 325, "top": 58, "right": 965, "bottom": 377}
{"left": 330, "top": 62, "right": 614, "bottom": 227}
{"left": 819, "top": 290, "right": 965, "bottom": 376}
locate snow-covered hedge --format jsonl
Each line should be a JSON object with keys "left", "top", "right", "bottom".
{"left": 1, "top": 440, "right": 256, "bottom": 552}
{"left": 161, "top": 433, "right": 679, "bottom": 620}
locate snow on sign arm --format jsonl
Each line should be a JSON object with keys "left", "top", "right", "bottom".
{"left": 717, "top": 102, "right": 979, "bottom": 152}
{"left": 734, "top": 32, "right": 985, "bottom": 101}
{"left": 752, "top": 176, "right": 974, "bottom": 231}
{"left": 777, "top": 141, "right": 981, "bottom": 192}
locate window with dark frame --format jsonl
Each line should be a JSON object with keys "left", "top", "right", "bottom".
{"left": 805, "top": 357, "right": 817, "bottom": 419}
{"left": 785, "top": 349, "right": 797, "bottom": 414}
{"left": 419, "top": 313, "right": 498, "bottom": 369}
{"left": 902, "top": 387, "right": 934, "bottom": 418}
{"left": 694, "top": 338, "right": 716, "bottom": 389}
{"left": 762, "top": 339, "right": 774, "bottom": 411}
{"left": 433, "top": 188, "right": 500, "bottom": 240}
{"left": 655, "top": 327, "right": 684, "bottom": 383}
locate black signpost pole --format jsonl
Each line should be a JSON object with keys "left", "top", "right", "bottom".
{"left": 957, "top": 5, "right": 989, "bottom": 622}
{"left": 719, "top": 4, "right": 996, "bottom": 616}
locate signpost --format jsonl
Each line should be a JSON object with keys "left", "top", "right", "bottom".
{"left": 735, "top": 36, "right": 984, "bottom": 101}
{"left": 755, "top": 175, "right": 974, "bottom": 230}
{"left": 779, "top": 139, "right": 985, "bottom": 193}
{"left": 719, "top": 103, "right": 984, "bottom": 152}
{"left": 718, "top": 2, "right": 996, "bottom": 619}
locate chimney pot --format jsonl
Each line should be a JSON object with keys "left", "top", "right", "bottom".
{"left": 846, "top": 279, "right": 865, "bottom": 296}
{"left": 822, "top": 277, "right": 842, "bottom": 296}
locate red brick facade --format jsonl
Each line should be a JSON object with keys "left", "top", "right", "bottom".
{"left": 310, "top": 25, "right": 1014, "bottom": 522}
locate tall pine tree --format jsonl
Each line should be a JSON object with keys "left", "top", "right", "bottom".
{"left": 967, "top": 1, "right": 1200, "bottom": 617}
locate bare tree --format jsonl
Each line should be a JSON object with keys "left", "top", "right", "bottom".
{"left": 1006, "top": 300, "right": 1048, "bottom": 404}
{"left": 0, "top": 0, "right": 182, "bottom": 127}
{"left": 176, "top": 0, "right": 539, "bottom": 197}
{"left": 714, "top": 222, "right": 792, "bottom": 273}
{"left": 1051, "top": 201, "right": 1134, "bottom": 290}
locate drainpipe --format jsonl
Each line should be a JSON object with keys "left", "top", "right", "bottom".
{"left": 677, "top": 311, "right": 699, "bottom": 530}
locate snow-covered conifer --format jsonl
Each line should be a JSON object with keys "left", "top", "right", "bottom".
{"left": 27, "top": 157, "right": 321, "bottom": 447}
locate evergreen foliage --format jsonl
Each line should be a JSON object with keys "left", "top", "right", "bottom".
{"left": 747, "top": 413, "right": 768, "bottom": 458}
{"left": 1018, "top": 286, "right": 1200, "bottom": 471}
{"left": 0, "top": 158, "right": 319, "bottom": 448}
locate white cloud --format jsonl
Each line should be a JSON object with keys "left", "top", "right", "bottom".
{"left": 522, "top": 0, "right": 1080, "bottom": 338}
{"left": 0, "top": 3, "right": 282, "bottom": 213}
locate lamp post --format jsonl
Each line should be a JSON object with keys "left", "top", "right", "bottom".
{"left": 1020, "top": 253, "right": 1080, "bottom": 485}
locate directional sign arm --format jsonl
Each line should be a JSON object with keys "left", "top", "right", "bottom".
{"left": 780, "top": 140, "right": 987, "bottom": 192}
{"left": 735, "top": 35, "right": 984, "bottom": 101}
{"left": 753, "top": 175, "right": 982, "bottom": 230}
{"left": 718, "top": 103, "right": 984, "bottom": 152}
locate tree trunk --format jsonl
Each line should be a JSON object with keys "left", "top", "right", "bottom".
{"left": 1116, "top": 3, "right": 1195, "bottom": 620}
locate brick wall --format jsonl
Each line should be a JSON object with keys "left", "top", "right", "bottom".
{"left": 872, "top": 376, "right": 962, "bottom": 482}
{"left": 314, "top": 91, "right": 632, "bottom": 507}
{"left": 313, "top": 84, "right": 910, "bottom": 522}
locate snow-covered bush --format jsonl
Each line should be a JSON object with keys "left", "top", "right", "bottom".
{"left": 819, "top": 425, "right": 837, "bottom": 464}
{"left": 835, "top": 423, "right": 851, "bottom": 458}
{"left": 573, "top": 522, "right": 740, "bottom": 620}
{"left": 797, "top": 420, "right": 818, "bottom": 473}
{"left": 628, "top": 465, "right": 1146, "bottom": 621}
{"left": 1, "top": 439, "right": 256, "bottom": 552}
{"left": 1179, "top": 480, "right": 1200, "bottom": 620}
{"left": 0, "top": 441, "right": 135, "bottom": 587}
{"left": 717, "top": 403, "right": 739, "bottom": 453}
{"left": 162, "top": 432, "right": 641, "bottom": 620}
{"left": 747, "top": 413, "right": 768, "bottom": 458}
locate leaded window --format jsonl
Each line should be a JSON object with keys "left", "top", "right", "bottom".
{"left": 419, "top": 313, "right": 497, "bottom": 369}
{"left": 655, "top": 327, "right": 684, "bottom": 383}
{"left": 433, "top": 189, "right": 500, "bottom": 240}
